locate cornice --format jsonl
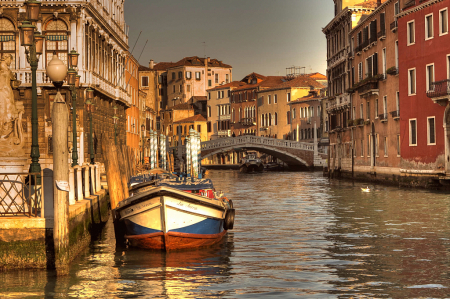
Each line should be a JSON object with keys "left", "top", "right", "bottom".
{"left": 397, "top": 0, "right": 444, "bottom": 19}
{"left": 323, "top": 5, "right": 376, "bottom": 34}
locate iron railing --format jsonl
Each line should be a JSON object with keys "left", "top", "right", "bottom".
{"left": 390, "top": 20, "right": 398, "bottom": 31}
{"left": 390, "top": 110, "right": 400, "bottom": 118}
{"left": 427, "top": 80, "right": 450, "bottom": 98}
{"left": 0, "top": 172, "right": 43, "bottom": 217}
{"left": 378, "top": 29, "right": 386, "bottom": 39}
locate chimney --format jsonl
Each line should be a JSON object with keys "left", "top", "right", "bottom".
{"left": 149, "top": 59, "right": 154, "bottom": 69}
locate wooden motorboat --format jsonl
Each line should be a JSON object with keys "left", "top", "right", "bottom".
{"left": 239, "top": 152, "right": 263, "bottom": 173}
{"left": 115, "top": 178, "right": 234, "bottom": 251}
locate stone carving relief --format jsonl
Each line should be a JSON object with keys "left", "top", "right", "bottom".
{"left": 0, "top": 54, "right": 25, "bottom": 156}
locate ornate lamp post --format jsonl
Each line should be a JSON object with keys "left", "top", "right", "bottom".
{"left": 141, "top": 124, "right": 145, "bottom": 165}
{"left": 86, "top": 88, "right": 95, "bottom": 164}
{"left": 113, "top": 105, "right": 119, "bottom": 145}
{"left": 19, "top": 0, "right": 44, "bottom": 181}
{"left": 67, "top": 48, "right": 80, "bottom": 167}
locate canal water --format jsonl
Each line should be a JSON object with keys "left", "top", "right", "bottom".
{"left": 2, "top": 170, "right": 450, "bottom": 298}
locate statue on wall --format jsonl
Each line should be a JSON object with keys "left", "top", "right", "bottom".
{"left": 0, "top": 54, "right": 24, "bottom": 155}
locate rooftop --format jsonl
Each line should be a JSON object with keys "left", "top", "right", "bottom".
{"left": 175, "top": 114, "right": 207, "bottom": 123}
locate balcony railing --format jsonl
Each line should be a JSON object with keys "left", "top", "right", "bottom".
{"left": 390, "top": 110, "right": 400, "bottom": 119}
{"left": 390, "top": 20, "right": 398, "bottom": 31}
{"left": 355, "top": 118, "right": 365, "bottom": 126}
{"left": 378, "top": 28, "right": 386, "bottom": 40}
{"left": 378, "top": 113, "right": 388, "bottom": 121}
{"left": 369, "top": 34, "right": 377, "bottom": 44}
{"left": 427, "top": 79, "right": 450, "bottom": 98}
{"left": 240, "top": 117, "right": 256, "bottom": 126}
{"left": 361, "top": 39, "right": 369, "bottom": 50}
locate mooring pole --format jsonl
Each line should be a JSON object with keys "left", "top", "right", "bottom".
{"left": 52, "top": 99, "right": 70, "bottom": 275}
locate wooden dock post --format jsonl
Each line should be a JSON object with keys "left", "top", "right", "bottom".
{"left": 52, "top": 100, "right": 70, "bottom": 275}
{"left": 101, "top": 135, "right": 124, "bottom": 210}
{"left": 117, "top": 145, "right": 130, "bottom": 199}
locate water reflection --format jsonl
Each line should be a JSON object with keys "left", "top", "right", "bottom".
{"left": 2, "top": 170, "right": 450, "bottom": 298}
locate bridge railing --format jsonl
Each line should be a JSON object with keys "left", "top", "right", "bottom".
{"left": 201, "top": 136, "right": 315, "bottom": 152}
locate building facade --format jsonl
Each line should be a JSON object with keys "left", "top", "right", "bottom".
{"left": 0, "top": 0, "right": 130, "bottom": 173}
{"left": 399, "top": 0, "right": 450, "bottom": 180}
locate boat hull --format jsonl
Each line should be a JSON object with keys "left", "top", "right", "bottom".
{"left": 117, "top": 186, "right": 228, "bottom": 251}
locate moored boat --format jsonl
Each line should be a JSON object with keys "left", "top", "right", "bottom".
{"left": 240, "top": 152, "right": 264, "bottom": 173}
{"left": 116, "top": 178, "right": 234, "bottom": 251}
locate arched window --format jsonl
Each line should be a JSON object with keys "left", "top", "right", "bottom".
{"left": 269, "top": 113, "right": 272, "bottom": 126}
{"left": 231, "top": 108, "right": 235, "bottom": 122}
{"left": 274, "top": 112, "right": 278, "bottom": 125}
{"left": 0, "top": 18, "right": 16, "bottom": 69}
{"left": 261, "top": 114, "right": 265, "bottom": 127}
{"left": 265, "top": 113, "right": 268, "bottom": 127}
{"left": 45, "top": 19, "right": 68, "bottom": 66}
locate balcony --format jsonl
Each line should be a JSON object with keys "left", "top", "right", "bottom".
{"left": 378, "top": 113, "right": 388, "bottom": 122}
{"left": 390, "top": 20, "right": 398, "bottom": 32}
{"left": 219, "top": 114, "right": 231, "bottom": 121}
{"left": 355, "top": 44, "right": 362, "bottom": 55}
{"left": 378, "top": 28, "right": 386, "bottom": 40}
{"left": 390, "top": 110, "right": 400, "bottom": 120}
{"left": 326, "top": 93, "right": 351, "bottom": 114}
{"left": 240, "top": 117, "right": 256, "bottom": 126}
{"left": 369, "top": 34, "right": 377, "bottom": 45}
{"left": 355, "top": 118, "right": 365, "bottom": 126}
{"left": 356, "top": 80, "right": 379, "bottom": 97}
{"left": 361, "top": 39, "right": 369, "bottom": 51}
{"left": 386, "top": 66, "right": 399, "bottom": 76}
{"left": 426, "top": 79, "right": 450, "bottom": 106}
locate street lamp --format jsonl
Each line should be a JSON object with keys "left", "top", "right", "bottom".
{"left": 67, "top": 48, "right": 80, "bottom": 167}
{"left": 86, "top": 88, "right": 95, "bottom": 164}
{"left": 141, "top": 124, "right": 145, "bottom": 165}
{"left": 19, "top": 0, "right": 42, "bottom": 181}
{"left": 113, "top": 105, "right": 119, "bottom": 145}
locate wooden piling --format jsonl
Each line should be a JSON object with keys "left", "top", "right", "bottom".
{"left": 121, "top": 143, "right": 130, "bottom": 181}
{"left": 52, "top": 101, "right": 70, "bottom": 275}
{"left": 116, "top": 145, "right": 130, "bottom": 199}
{"left": 101, "top": 135, "right": 124, "bottom": 210}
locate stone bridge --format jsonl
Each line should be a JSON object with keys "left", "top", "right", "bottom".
{"left": 201, "top": 136, "right": 325, "bottom": 169}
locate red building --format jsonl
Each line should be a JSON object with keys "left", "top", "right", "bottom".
{"left": 398, "top": 0, "right": 450, "bottom": 178}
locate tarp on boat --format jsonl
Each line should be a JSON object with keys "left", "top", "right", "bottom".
{"left": 158, "top": 178, "right": 214, "bottom": 191}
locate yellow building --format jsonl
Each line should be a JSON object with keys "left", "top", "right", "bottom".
{"left": 257, "top": 75, "right": 324, "bottom": 139}
{"left": 173, "top": 115, "right": 208, "bottom": 147}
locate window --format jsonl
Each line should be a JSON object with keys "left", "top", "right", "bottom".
{"left": 141, "top": 76, "right": 149, "bottom": 87}
{"left": 375, "top": 99, "right": 379, "bottom": 118}
{"left": 368, "top": 135, "right": 371, "bottom": 157}
{"left": 384, "top": 136, "right": 388, "bottom": 157}
{"left": 197, "top": 125, "right": 201, "bottom": 133}
{"left": 286, "top": 111, "right": 291, "bottom": 124}
{"left": 394, "top": 1, "right": 399, "bottom": 15}
{"left": 360, "top": 103, "right": 364, "bottom": 119}
{"left": 274, "top": 94, "right": 278, "bottom": 103}
{"left": 426, "top": 64, "right": 435, "bottom": 91}
{"left": 195, "top": 72, "right": 201, "bottom": 80}
{"left": 383, "top": 96, "right": 387, "bottom": 116}
{"left": 361, "top": 139, "right": 364, "bottom": 157}
{"left": 375, "top": 134, "right": 379, "bottom": 157}
{"left": 215, "top": 73, "right": 219, "bottom": 84}
{"left": 187, "top": 85, "right": 191, "bottom": 92}
{"left": 0, "top": 18, "right": 16, "bottom": 69}
{"left": 396, "top": 91, "right": 400, "bottom": 112}
{"left": 358, "top": 62, "right": 363, "bottom": 81}
{"left": 45, "top": 19, "right": 68, "bottom": 66}
{"left": 382, "top": 48, "right": 386, "bottom": 76}
{"left": 292, "top": 108, "right": 296, "bottom": 119}
{"left": 409, "top": 119, "right": 417, "bottom": 146}
{"left": 172, "top": 72, "right": 175, "bottom": 80}
{"left": 397, "top": 134, "right": 401, "bottom": 156}
{"left": 226, "top": 74, "right": 229, "bottom": 83}
{"left": 287, "top": 92, "right": 291, "bottom": 102}
{"left": 179, "top": 85, "right": 182, "bottom": 92}
{"left": 408, "top": 68, "right": 416, "bottom": 95}
{"left": 274, "top": 112, "right": 278, "bottom": 125}
{"left": 227, "top": 90, "right": 231, "bottom": 97}
{"left": 207, "top": 106, "right": 211, "bottom": 118}
{"left": 366, "top": 101, "right": 370, "bottom": 120}
{"left": 448, "top": 55, "right": 450, "bottom": 79}
{"left": 178, "top": 71, "right": 183, "bottom": 79}
{"left": 440, "top": 8, "right": 448, "bottom": 35}
{"left": 428, "top": 117, "right": 436, "bottom": 145}
{"left": 208, "top": 80, "right": 212, "bottom": 87}
{"left": 208, "top": 92, "right": 211, "bottom": 100}
{"left": 407, "top": 20, "right": 415, "bottom": 45}
{"left": 425, "top": 13, "right": 434, "bottom": 40}
{"left": 395, "top": 40, "right": 399, "bottom": 69}
{"left": 268, "top": 95, "right": 271, "bottom": 104}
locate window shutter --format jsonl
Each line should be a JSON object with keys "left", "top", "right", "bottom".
{"left": 380, "top": 13, "right": 385, "bottom": 32}
{"left": 373, "top": 53, "right": 378, "bottom": 75}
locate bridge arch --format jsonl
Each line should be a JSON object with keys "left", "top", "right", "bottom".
{"left": 201, "top": 136, "right": 315, "bottom": 168}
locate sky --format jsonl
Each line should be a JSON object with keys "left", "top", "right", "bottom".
{"left": 124, "top": 0, "right": 334, "bottom": 80}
